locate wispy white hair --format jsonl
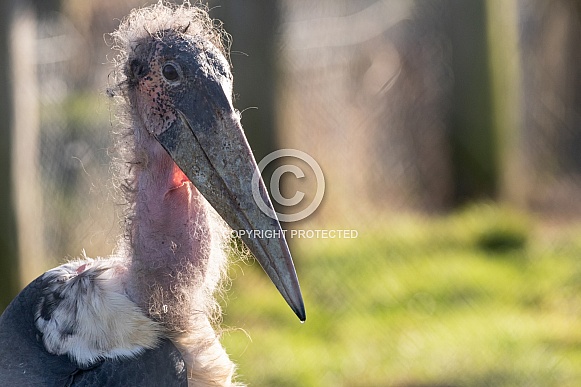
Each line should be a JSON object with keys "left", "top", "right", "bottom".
{"left": 110, "top": 0, "right": 228, "bottom": 90}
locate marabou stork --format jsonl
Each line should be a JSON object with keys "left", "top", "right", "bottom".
{"left": 0, "top": 2, "right": 305, "bottom": 386}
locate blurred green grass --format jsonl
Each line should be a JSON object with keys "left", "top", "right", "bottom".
{"left": 221, "top": 203, "right": 581, "bottom": 386}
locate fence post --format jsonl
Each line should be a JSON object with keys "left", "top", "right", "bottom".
{"left": 486, "top": 0, "right": 523, "bottom": 205}
{"left": 0, "top": 0, "right": 19, "bottom": 311}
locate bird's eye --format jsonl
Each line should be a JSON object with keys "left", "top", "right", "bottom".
{"left": 162, "top": 63, "right": 180, "bottom": 82}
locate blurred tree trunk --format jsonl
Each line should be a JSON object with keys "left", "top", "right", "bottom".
{"left": 209, "top": 0, "right": 280, "bottom": 161}
{"left": 0, "top": 0, "right": 19, "bottom": 312}
{"left": 518, "top": 0, "right": 581, "bottom": 215}
{"left": 11, "top": 2, "right": 46, "bottom": 287}
{"left": 486, "top": 0, "right": 522, "bottom": 205}
{"left": 447, "top": 0, "right": 497, "bottom": 203}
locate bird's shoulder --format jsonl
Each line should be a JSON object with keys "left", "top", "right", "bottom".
{"left": 0, "top": 257, "right": 188, "bottom": 386}
{"left": 35, "top": 257, "right": 162, "bottom": 366}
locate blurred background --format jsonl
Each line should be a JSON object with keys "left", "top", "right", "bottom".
{"left": 1, "top": 0, "right": 581, "bottom": 385}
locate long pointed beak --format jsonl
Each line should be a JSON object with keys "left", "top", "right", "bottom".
{"left": 152, "top": 73, "right": 305, "bottom": 322}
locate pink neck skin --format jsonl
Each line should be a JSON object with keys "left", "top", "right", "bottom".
{"left": 126, "top": 134, "right": 211, "bottom": 321}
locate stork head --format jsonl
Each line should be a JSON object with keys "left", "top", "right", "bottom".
{"left": 112, "top": 3, "right": 305, "bottom": 321}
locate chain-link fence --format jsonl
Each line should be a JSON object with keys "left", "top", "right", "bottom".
{"left": 3, "top": 0, "right": 581, "bottom": 385}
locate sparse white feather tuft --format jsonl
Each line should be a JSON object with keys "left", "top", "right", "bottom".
{"left": 35, "top": 258, "right": 161, "bottom": 366}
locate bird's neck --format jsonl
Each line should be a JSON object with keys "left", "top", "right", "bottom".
{"left": 125, "top": 135, "right": 221, "bottom": 331}
{"left": 119, "top": 126, "right": 234, "bottom": 382}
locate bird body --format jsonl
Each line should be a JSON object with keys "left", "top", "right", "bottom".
{"left": 0, "top": 2, "right": 304, "bottom": 386}
{"left": 0, "top": 260, "right": 188, "bottom": 386}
